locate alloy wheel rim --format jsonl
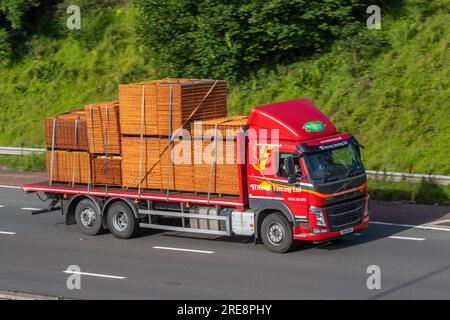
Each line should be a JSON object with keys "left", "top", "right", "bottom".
{"left": 268, "top": 222, "right": 284, "bottom": 245}
{"left": 80, "top": 207, "right": 96, "bottom": 228}
{"left": 113, "top": 211, "right": 128, "bottom": 232}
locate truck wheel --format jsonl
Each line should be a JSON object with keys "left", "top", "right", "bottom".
{"left": 261, "top": 213, "right": 296, "bottom": 253}
{"left": 107, "top": 202, "right": 140, "bottom": 239}
{"left": 75, "top": 199, "right": 104, "bottom": 236}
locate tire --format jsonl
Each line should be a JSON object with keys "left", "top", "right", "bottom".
{"left": 261, "top": 212, "right": 296, "bottom": 253}
{"left": 107, "top": 202, "right": 140, "bottom": 239}
{"left": 75, "top": 198, "right": 104, "bottom": 236}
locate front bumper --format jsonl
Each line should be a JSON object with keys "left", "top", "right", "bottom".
{"left": 292, "top": 220, "right": 369, "bottom": 241}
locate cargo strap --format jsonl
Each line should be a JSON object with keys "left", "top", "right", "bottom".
{"left": 166, "top": 83, "right": 173, "bottom": 200}
{"left": 104, "top": 104, "right": 109, "bottom": 197}
{"left": 88, "top": 105, "right": 94, "bottom": 193}
{"left": 207, "top": 124, "right": 219, "bottom": 203}
{"left": 71, "top": 115, "right": 80, "bottom": 187}
{"left": 49, "top": 116, "right": 57, "bottom": 186}
{"left": 138, "top": 85, "right": 145, "bottom": 197}
{"left": 139, "top": 80, "right": 219, "bottom": 186}
{"left": 176, "top": 80, "right": 219, "bottom": 138}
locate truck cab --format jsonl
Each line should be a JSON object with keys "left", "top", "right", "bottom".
{"left": 246, "top": 99, "right": 369, "bottom": 251}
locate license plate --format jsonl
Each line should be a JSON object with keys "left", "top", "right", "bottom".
{"left": 340, "top": 227, "right": 353, "bottom": 235}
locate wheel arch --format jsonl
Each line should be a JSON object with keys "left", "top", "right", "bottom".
{"left": 102, "top": 198, "right": 139, "bottom": 219}
{"left": 250, "top": 199, "right": 296, "bottom": 241}
{"left": 67, "top": 195, "right": 103, "bottom": 225}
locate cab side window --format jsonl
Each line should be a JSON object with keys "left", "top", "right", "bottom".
{"left": 277, "top": 153, "right": 302, "bottom": 178}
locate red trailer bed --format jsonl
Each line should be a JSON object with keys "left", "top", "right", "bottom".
{"left": 22, "top": 182, "right": 245, "bottom": 210}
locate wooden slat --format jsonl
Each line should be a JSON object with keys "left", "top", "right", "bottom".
{"left": 159, "top": 138, "right": 194, "bottom": 192}
{"left": 193, "top": 139, "right": 240, "bottom": 195}
{"left": 91, "top": 156, "right": 122, "bottom": 186}
{"left": 45, "top": 111, "right": 89, "bottom": 151}
{"left": 121, "top": 137, "right": 161, "bottom": 189}
{"left": 119, "top": 78, "right": 228, "bottom": 136}
{"left": 46, "top": 150, "right": 91, "bottom": 184}
{"left": 84, "top": 101, "right": 121, "bottom": 155}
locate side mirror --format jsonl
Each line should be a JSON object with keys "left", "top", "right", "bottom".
{"left": 285, "top": 156, "right": 296, "bottom": 184}
{"left": 288, "top": 175, "right": 296, "bottom": 184}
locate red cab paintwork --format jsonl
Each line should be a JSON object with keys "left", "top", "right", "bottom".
{"left": 246, "top": 99, "right": 368, "bottom": 241}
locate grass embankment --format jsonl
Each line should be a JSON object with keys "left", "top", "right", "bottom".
{"left": 369, "top": 179, "right": 450, "bottom": 204}
{"left": 0, "top": 3, "right": 152, "bottom": 149}
{"left": 0, "top": 1, "right": 448, "bottom": 202}
{"left": 228, "top": 2, "right": 450, "bottom": 175}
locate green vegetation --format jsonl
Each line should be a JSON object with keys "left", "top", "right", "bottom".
{"left": 0, "top": 1, "right": 152, "bottom": 148}
{"left": 228, "top": 0, "right": 450, "bottom": 175}
{"left": 135, "top": 0, "right": 374, "bottom": 81}
{"left": 0, "top": 153, "right": 45, "bottom": 171}
{"left": 369, "top": 178, "right": 450, "bottom": 204}
{"left": 0, "top": 0, "right": 449, "bottom": 202}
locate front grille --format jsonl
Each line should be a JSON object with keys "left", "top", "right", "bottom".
{"left": 325, "top": 197, "right": 364, "bottom": 232}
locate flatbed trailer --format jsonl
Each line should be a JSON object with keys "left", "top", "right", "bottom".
{"left": 22, "top": 182, "right": 247, "bottom": 237}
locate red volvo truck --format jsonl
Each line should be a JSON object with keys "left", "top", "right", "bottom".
{"left": 22, "top": 99, "right": 369, "bottom": 253}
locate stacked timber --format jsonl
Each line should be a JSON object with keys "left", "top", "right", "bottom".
{"left": 45, "top": 110, "right": 91, "bottom": 184}
{"left": 118, "top": 81, "right": 158, "bottom": 136}
{"left": 91, "top": 156, "right": 122, "bottom": 185}
{"left": 44, "top": 78, "right": 244, "bottom": 196}
{"left": 45, "top": 111, "right": 89, "bottom": 151}
{"left": 118, "top": 79, "right": 227, "bottom": 136}
{"left": 119, "top": 78, "right": 228, "bottom": 193}
{"left": 121, "top": 137, "right": 161, "bottom": 189}
{"left": 46, "top": 150, "right": 91, "bottom": 184}
{"left": 84, "top": 100, "right": 122, "bottom": 186}
{"left": 191, "top": 116, "right": 248, "bottom": 195}
{"left": 159, "top": 138, "right": 194, "bottom": 192}
{"left": 45, "top": 104, "right": 122, "bottom": 186}
{"left": 84, "top": 100, "right": 121, "bottom": 155}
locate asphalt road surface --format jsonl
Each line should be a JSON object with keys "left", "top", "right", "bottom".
{"left": 0, "top": 183, "right": 449, "bottom": 299}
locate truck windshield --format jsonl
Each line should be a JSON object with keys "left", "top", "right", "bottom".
{"left": 303, "top": 144, "right": 365, "bottom": 183}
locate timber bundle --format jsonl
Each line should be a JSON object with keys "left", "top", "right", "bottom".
{"left": 45, "top": 79, "right": 248, "bottom": 196}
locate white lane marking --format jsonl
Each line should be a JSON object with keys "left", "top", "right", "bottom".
{"left": 0, "top": 231, "right": 16, "bottom": 235}
{"left": 153, "top": 246, "right": 215, "bottom": 254}
{"left": 0, "top": 205, "right": 4, "bottom": 208}
{"left": 352, "top": 232, "right": 363, "bottom": 236}
{"left": 434, "top": 219, "right": 450, "bottom": 225}
{"left": 388, "top": 236, "right": 426, "bottom": 241}
{"left": 371, "top": 221, "right": 450, "bottom": 232}
{"left": 0, "top": 185, "right": 21, "bottom": 189}
{"left": 62, "top": 270, "right": 126, "bottom": 280}
{"left": 21, "top": 207, "right": 42, "bottom": 211}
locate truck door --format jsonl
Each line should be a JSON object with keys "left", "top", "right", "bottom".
{"left": 247, "top": 144, "right": 309, "bottom": 219}
{"left": 274, "top": 152, "right": 309, "bottom": 219}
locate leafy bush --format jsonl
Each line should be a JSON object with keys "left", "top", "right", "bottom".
{"left": 0, "top": 28, "right": 10, "bottom": 62}
{"left": 135, "top": 0, "right": 376, "bottom": 81}
{"left": 0, "top": 0, "right": 36, "bottom": 29}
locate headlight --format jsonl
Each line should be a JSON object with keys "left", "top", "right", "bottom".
{"left": 363, "top": 194, "right": 370, "bottom": 222}
{"left": 364, "top": 194, "right": 370, "bottom": 217}
{"left": 309, "top": 206, "right": 326, "bottom": 227}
